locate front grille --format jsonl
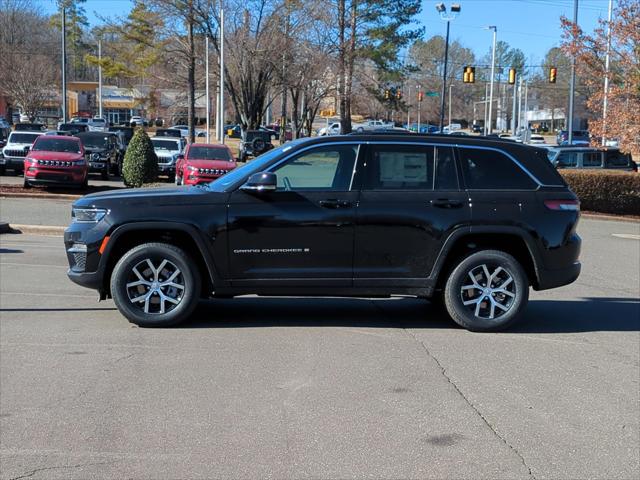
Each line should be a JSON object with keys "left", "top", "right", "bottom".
{"left": 198, "top": 168, "right": 226, "bottom": 175}
{"left": 72, "top": 251, "right": 87, "bottom": 270}
{"left": 3, "top": 149, "right": 27, "bottom": 158}
{"left": 37, "top": 160, "right": 73, "bottom": 167}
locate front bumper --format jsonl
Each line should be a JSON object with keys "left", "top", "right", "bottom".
{"left": 158, "top": 163, "right": 176, "bottom": 174}
{"left": 1, "top": 156, "right": 26, "bottom": 169}
{"left": 88, "top": 161, "right": 109, "bottom": 172}
{"left": 64, "top": 221, "right": 111, "bottom": 291}
{"left": 25, "top": 166, "right": 87, "bottom": 186}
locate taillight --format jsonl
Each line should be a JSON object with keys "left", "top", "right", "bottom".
{"left": 544, "top": 199, "right": 580, "bottom": 211}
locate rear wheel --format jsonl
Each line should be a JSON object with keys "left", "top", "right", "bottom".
{"left": 110, "top": 242, "right": 201, "bottom": 327}
{"left": 444, "top": 250, "right": 528, "bottom": 332}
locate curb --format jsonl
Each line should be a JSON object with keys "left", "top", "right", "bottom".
{"left": 581, "top": 212, "right": 640, "bottom": 223}
{"left": 0, "top": 192, "right": 81, "bottom": 200}
{"left": 6, "top": 224, "right": 66, "bottom": 236}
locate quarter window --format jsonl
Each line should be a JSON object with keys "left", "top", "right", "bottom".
{"left": 272, "top": 145, "right": 357, "bottom": 191}
{"left": 605, "top": 151, "right": 630, "bottom": 167}
{"left": 459, "top": 147, "right": 537, "bottom": 190}
{"left": 582, "top": 151, "right": 602, "bottom": 167}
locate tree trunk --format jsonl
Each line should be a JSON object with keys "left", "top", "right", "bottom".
{"left": 337, "top": 0, "right": 348, "bottom": 134}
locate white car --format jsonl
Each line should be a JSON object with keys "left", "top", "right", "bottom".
{"left": 170, "top": 125, "right": 189, "bottom": 138}
{"left": 318, "top": 122, "right": 341, "bottom": 136}
{"left": 1, "top": 130, "right": 42, "bottom": 174}
{"left": 151, "top": 137, "right": 183, "bottom": 179}
{"left": 352, "top": 119, "right": 394, "bottom": 133}
{"left": 88, "top": 117, "right": 108, "bottom": 132}
{"left": 129, "top": 116, "right": 147, "bottom": 126}
{"left": 529, "top": 134, "right": 546, "bottom": 145}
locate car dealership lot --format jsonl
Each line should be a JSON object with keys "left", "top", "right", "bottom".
{"left": 1, "top": 219, "right": 639, "bottom": 479}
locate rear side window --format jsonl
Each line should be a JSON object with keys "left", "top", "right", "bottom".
{"left": 582, "top": 151, "right": 602, "bottom": 167}
{"left": 459, "top": 147, "right": 537, "bottom": 190}
{"left": 606, "top": 151, "right": 631, "bottom": 167}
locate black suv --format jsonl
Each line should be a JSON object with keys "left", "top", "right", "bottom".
{"left": 64, "top": 134, "right": 581, "bottom": 331}
{"left": 238, "top": 130, "right": 273, "bottom": 162}
{"left": 75, "top": 132, "right": 120, "bottom": 178}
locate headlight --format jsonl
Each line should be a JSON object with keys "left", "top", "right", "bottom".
{"left": 72, "top": 207, "right": 108, "bottom": 223}
{"left": 187, "top": 165, "right": 198, "bottom": 171}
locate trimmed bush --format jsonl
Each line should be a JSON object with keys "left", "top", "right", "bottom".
{"left": 560, "top": 170, "right": 640, "bottom": 215}
{"left": 122, "top": 128, "right": 158, "bottom": 188}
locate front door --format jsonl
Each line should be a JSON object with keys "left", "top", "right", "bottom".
{"left": 227, "top": 143, "right": 360, "bottom": 287}
{"left": 354, "top": 143, "right": 471, "bottom": 287}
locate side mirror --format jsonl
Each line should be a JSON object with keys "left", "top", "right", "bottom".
{"left": 176, "top": 154, "right": 184, "bottom": 161}
{"left": 241, "top": 172, "right": 277, "bottom": 192}
{"left": 23, "top": 146, "right": 30, "bottom": 152}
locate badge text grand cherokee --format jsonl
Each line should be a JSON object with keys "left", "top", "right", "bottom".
{"left": 64, "top": 134, "right": 581, "bottom": 331}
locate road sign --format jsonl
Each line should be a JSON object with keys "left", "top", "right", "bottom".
{"left": 425, "top": 92, "right": 439, "bottom": 97}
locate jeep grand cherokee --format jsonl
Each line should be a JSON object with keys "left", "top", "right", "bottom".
{"left": 64, "top": 134, "right": 581, "bottom": 331}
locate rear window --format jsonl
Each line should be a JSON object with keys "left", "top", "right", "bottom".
{"left": 459, "top": 147, "right": 537, "bottom": 190}
{"left": 188, "top": 146, "right": 232, "bottom": 161}
{"left": 606, "top": 151, "right": 631, "bottom": 167}
{"left": 152, "top": 139, "right": 180, "bottom": 150}
{"left": 33, "top": 137, "right": 81, "bottom": 153}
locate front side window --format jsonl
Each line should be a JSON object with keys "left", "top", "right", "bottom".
{"left": 459, "top": 147, "right": 537, "bottom": 190}
{"left": 556, "top": 151, "right": 578, "bottom": 168}
{"left": 272, "top": 145, "right": 358, "bottom": 191}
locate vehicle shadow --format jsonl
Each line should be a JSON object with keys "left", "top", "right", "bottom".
{"left": 0, "top": 307, "right": 117, "bottom": 312}
{"left": 183, "top": 296, "right": 640, "bottom": 333}
{"left": 0, "top": 248, "right": 24, "bottom": 254}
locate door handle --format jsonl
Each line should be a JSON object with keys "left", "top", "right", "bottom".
{"left": 319, "top": 199, "right": 352, "bottom": 209}
{"left": 430, "top": 198, "right": 463, "bottom": 208}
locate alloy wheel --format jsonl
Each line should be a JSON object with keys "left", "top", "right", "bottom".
{"left": 460, "top": 264, "right": 516, "bottom": 320}
{"left": 125, "top": 258, "right": 185, "bottom": 314}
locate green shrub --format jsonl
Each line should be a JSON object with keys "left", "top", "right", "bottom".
{"left": 560, "top": 170, "right": 640, "bottom": 215}
{"left": 122, "top": 128, "right": 158, "bottom": 188}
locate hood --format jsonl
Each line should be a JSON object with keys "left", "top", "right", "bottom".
{"left": 186, "top": 159, "right": 236, "bottom": 170}
{"left": 73, "top": 185, "right": 228, "bottom": 209}
{"left": 28, "top": 151, "right": 83, "bottom": 161}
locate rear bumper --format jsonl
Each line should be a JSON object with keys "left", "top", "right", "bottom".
{"left": 535, "top": 262, "right": 581, "bottom": 290}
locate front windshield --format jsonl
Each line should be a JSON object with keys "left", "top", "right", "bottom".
{"left": 33, "top": 137, "right": 81, "bottom": 153}
{"left": 10, "top": 133, "right": 40, "bottom": 144}
{"left": 78, "top": 135, "right": 108, "bottom": 148}
{"left": 208, "top": 139, "right": 306, "bottom": 192}
{"left": 188, "top": 146, "right": 232, "bottom": 161}
{"left": 152, "top": 139, "right": 180, "bottom": 151}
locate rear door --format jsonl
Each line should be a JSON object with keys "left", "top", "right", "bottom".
{"left": 353, "top": 143, "right": 470, "bottom": 287}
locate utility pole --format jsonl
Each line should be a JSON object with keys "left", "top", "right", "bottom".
{"left": 406, "top": 85, "right": 411, "bottom": 128}
{"left": 61, "top": 5, "right": 67, "bottom": 122}
{"left": 448, "top": 84, "right": 454, "bottom": 127}
{"left": 416, "top": 85, "right": 422, "bottom": 133}
{"left": 98, "top": 39, "right": 103, "bottom": 119}
{"left": 517, "top": 76, "right": 523, "bottom": 133}
{"left": 511, "top": 75, "right": 517, "bottom": 133}
{"left": 567, "top": 0, "right": 578, "bottom": 145}
{"left": 205, "top": 35, "right": 210, "bottom": 143}
{"left": 523, "top": 81, "right": 529, "bottom": 134}
{"left": 601, "top": 0, "right": 613, "bottom": 146}
{"left": 218, "top": 6, "right": 225, "bottom": 144}
{"left": 486, "top": 26, "right": 497, "bottom": 135}
{"left": 483, "top": 82, "right": 489, "bottom": 132}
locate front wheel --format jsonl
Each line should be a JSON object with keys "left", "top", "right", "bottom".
{"left": 110, "top": 242, "right": 201, "bottom": 327}
{"left": 175, "top": 172, "right": 183, "bottom": 185}
{"left": 444, "top": 250, "right": 529, "bottom": 332}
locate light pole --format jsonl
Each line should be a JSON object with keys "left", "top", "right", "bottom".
{"left": 205, "top": 35, "right": 210, "bottom": 143}
{"left": 567, "top": 0, "right": 578, "bottom": 145}
{"left": 436, "top": 3, "right": 460, "bottom": 132}
{"left": 602, "top": 0, "right": 613, "bottom": 146}
{"left": 416, "top": 84, "right": 422, "bottom": 133}
{"left": 448, "top": 83, "right": 454, "bottom": 128}
{"left": 486, "top": 25, "right": 497, "bottom": 135}
{"left": 218, "top": 6, "right": 225, "bottom": 144}
{"left": 61, "top": 5, "right": 67, "bottom": 123}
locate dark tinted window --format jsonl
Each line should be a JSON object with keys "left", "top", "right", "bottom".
{"left": 582, "top": 151, "right": 602, "bottom": 167}
{"left": 188, "top": 146, "right": 232, "bottom": 161}
{"left": 556, "top": 151, "right": 578, "bottom": 168}
{"left": 76, "top": 134, "right": 110, "bottom": 148}
{"left": 459, "top": 147, "right": 537, "bottom": 190}
{"left": 364, "top": 145, "right": 433, "bottom": 190}
{"left": 434, "top": 146, "right": 458, "bottom": 190}
{"left": 606, "top": 151, "right": 631, "bottom": 167}
{"left": 9, "top": 133, "right": 40, "bottom": 144}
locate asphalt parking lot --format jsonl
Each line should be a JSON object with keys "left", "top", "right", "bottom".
{"left": 1, "top": 218, "right": 639, "bottom": 479}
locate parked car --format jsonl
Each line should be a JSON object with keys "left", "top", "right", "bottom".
{"left": 23, "top": 135, "right": 87, "bottom": 188}
{"left": 471, "top": 124, "right": 482, "bottom": 133}
{"left": 352, "top": 119, "right": 394, "bottom": 133}
{"left": 151, "top": 136, "right": 184, "bottom": 180}
{"left": 170, "top": 125, "right": 189, "bottom": 137}
{"left": 64, "top": 134, "right": 581, "bottom": 331}
{"left": 88, "top": 117, "right": 108, "bottom": 132}
{"left": 547, "top": 146, "right": 637, "bottom": 172}
{"left": 1, "top": 131, "right": 43, "bottom": 174}
{"left": 556, "top": 130, "right": 590, "bottom": 146}
{"left": 129, "top": 116, "right": 148, "bottom": 127}
{"left": 108, "top": 126, "right": 134, "bottom": 146}
{"left": 155, "top": 128, "right": 183, "bottom": 138}
{"left": 75, "top": 131, "right": 120, "bottom": 178}
{"left": 528, "top": 134, "right": 546, "bottom": 145}
{"left": 238, "top": 130, "right": 274, "bottom": 162}
{"left": 175, "top": 143, "right": 236, "bottom": 186}
{"left": 317, "top": 122, "right": 341, "bottom": 136}
{"left": 225, "top": 124, "right": 242, "bottom": 138}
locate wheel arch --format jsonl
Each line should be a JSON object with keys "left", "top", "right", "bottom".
{"left": 101, "top": 222, "right": 219, "bottom": 297}
{"left": 431, "top": 226, "right": 542, "bottom": 290}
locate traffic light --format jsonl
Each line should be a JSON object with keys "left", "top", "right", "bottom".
{"left": 549, "top": 66, "right": 557, "bottom": 83}
{"left": 417, "top": 91, "right": 424, "bottom": 102}
{"left": 463, "top": 66, "right": 475, "bottom": 83}
{"left": 508, "top": 68, "right": 516, "bottom": 85}
{"left": 396, "top": 90, "right": 402, "bottom": 100}
{"left": 384, "top": 89, "right": 391, "bottom": 100}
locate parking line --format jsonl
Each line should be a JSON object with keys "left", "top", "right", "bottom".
{"left": 0, "top": 291, "right": 96, "bottom": 298}
{"left": 612, "top": 233, "right": 640, "bottom": 240}
{"left": 0, "top": 263, "right": 67, "bottom": 268}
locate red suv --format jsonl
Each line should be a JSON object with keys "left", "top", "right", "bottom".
{"left": 175, "top": 143, "right": 236, "bottom": 185}
{"left": 23, "top": 135, "right": 88, "bottom": 189}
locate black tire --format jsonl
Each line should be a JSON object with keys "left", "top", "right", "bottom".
{"left": 0, "top": 165, "right": 5, "bottom": 175}
{"left": 110, "top": 242, "right": 201, "bottom": 327}
{"left": 22, "top": 177, "right": 31, "bottom": 189}
{"left": 101, "top": 170, "right": 109, "bottom": 180}
{"left": 168, "top": 173, "right": 175, "bottom": 183}
{"left": 444, "top": 250, "right": 529, "bottom": 332}
{"left": 175, "top": 172, "right": 183, "bottom": 186}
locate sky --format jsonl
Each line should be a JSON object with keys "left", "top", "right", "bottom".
{"left": 36, "top": 0, "right": 611, "bottom": 64}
